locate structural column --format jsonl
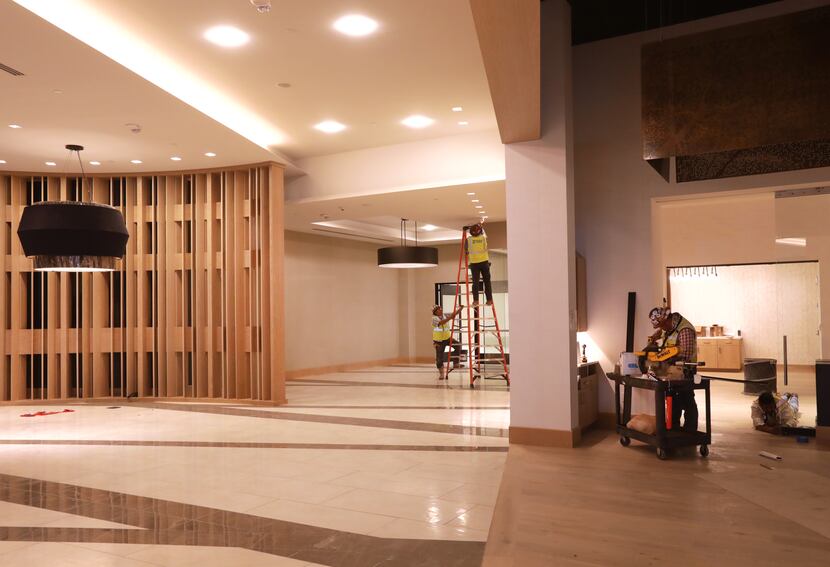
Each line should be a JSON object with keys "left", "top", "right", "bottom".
{"left": 506, "top": 0, "right": 578, "bottom": 447}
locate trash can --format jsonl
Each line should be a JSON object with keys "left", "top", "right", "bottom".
{"left": 743, "top": 358, "right": 777, "bottom": 395}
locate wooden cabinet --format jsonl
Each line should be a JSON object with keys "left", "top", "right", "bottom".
{"left": 578, "top": 362, "right": 599, "bottom": 429}
{"left": 697, "top": 338, "right": 743, "bottom": 370}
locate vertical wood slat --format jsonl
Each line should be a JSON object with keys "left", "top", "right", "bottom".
{"left": 0, "top": 166, "right": 284, "bottom": 403}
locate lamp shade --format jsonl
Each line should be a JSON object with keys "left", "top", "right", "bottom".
{"left": 17, "top": 201, "right": 129, "bottom": 272}
{"left": 377, "top": 245, "right": 438, "bottom": 268}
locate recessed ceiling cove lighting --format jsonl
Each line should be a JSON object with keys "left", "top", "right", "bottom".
{"left": 205, "top": 152, "right": 217, "bottom": 157}
{"left": 452, "top": 107, "right": 463, "bottom": 112}
{"left": 314, "top": 120, "right": 347, "bottom": 134}
{"left": 421, "top": 224, "right": 438, "bottom": 231}
{"left": 401, "top": 115, "right": 434, "bottom": 129}
{"left": 8, "top": 124, "right": 22, "bottom": 129}
{"left": 203, "top": 25, "right": 250, "bottom": 48}
{"left": 333, "top": 14, "right": 379, "bottom": 37}
{"left": 130, "top": 159, "right": 142, "bottom": 164}
{"left": 89, "top": 161, "right": 101, "bottom": 165}
{"left": 458, "top": 121, "right": 469, "bottom": 126}
{"left": 45, "top": 161, "right": 57, "bottom": 166}
{"left": 170, "top": 156, "right": 182, "bottom": 161}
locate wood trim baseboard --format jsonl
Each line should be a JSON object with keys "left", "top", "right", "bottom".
{"left": 286, "top": 357, "right": 411, "bottom": 379}
{"left": 509, "top": 426, "right": 581, "bottom": 448}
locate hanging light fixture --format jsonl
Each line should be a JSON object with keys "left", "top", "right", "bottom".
{"left": 377, "top": 218, "right": 438, "bottom": 268}
{"left": 17, "top": 144, "right": 129, "bottom": 272}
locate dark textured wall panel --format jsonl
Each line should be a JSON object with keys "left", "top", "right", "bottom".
{"left": 642, "top": 6, "right": 830, "bottom": 161}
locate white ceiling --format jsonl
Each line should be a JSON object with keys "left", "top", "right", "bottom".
{"left": 0, "top": 0, "right": 277, "bottom": 174}
{"left": 285, "top": 179, "right": 505, "bottom": 244}
{"left": 2, "top": 0, "right": 496, "bottom": 174}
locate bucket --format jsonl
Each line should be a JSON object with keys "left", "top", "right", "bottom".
{"left": 620, "top": 352, "right": 640, "bottom": 376}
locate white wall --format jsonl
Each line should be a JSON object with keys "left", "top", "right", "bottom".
{"left": 284, "top": 231, "right": 401, "bottom": 372}
{"left": 670, "top": 263, "right": 820, "bottom": 364}
{"left": 573, "top": 0, "right": 830, "bottom": 413}
{"left": 285, "top": 130, "right": 505, "bottom": 201}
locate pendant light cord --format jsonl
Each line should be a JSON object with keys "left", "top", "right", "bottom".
{"left": 73, "top": 149, "right": 90, "bottom": 201}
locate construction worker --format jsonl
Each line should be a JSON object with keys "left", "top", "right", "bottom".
{"left": 465, "top": 223, "right": 493, "bottom": 306}
{"left": 752, "top": 391, "right": 799, "bottom": 434}
{"left": 433, "top": 304, "right": 463, "bottom": 379}
{"left": 648, "top": 306, "right": 699, "bottom": 431}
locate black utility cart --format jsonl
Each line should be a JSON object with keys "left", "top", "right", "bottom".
{"left": 611, "top": 373, "right": 712, "bottom": 460}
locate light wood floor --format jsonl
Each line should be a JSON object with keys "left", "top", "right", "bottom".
{"left": 484, "top": 379, "right": 830, "bottom": 566}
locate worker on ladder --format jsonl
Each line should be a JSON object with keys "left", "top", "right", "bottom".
{"left": 465, "top": 223, "right": 493, "bottom": 306}
{"left": 433, "top": 304, "right": 464, "bottom": 380}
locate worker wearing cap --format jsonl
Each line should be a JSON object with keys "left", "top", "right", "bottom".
{"left": 648, "top": 306, "right": 698, "bottom": 431}
{"left": 433, "top": 304, "right": 463, "bottom": 379}
{"left": 465, "top": 223, "right": 493, "bottom": 306}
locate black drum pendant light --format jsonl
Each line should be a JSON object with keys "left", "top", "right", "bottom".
{"left": 17, "top": 144, "right": 129, "bottom": 272}
{"left": 377, "top": 218, "right": 438, "bottom": 268}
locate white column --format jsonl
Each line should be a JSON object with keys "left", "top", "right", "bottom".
{"left": 506, "top": 0, "right": 578, "bottom": 446}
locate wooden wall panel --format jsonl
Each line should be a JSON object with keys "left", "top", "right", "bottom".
{"left": 0, "top": 164, "right": 284, "bottom": 402}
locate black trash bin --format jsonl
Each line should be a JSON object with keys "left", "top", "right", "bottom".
{"left": 743, "top": 358, "right": 777, "bottom": 395}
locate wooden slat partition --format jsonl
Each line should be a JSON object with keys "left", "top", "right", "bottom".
{"left": 0, "top": 164, "right": 285, "bottom": 402}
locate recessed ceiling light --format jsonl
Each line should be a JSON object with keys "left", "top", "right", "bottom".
{"left": 45, "top": 161, "right": 57, "bottom": 166}
{"left": 277, "top": 82, "right": 291, "bottom": 88}
{"left": 89, "top": 161, "right": 101, "bottom": 166}
{"left": 452, "top": 106, "right": 463, "bottom": 112}
{"left": 471, "top": 199, "right": 480, "bottom": 203}
{"left": 0, "top": 160, "right": 6, "bottom": 164}
{"left": 205, "top": 152, "right": 217, "bottom": 157}
{"left": 421, "top": 224, "right": 438, "bottom": 231}
{"left": 466, "top": 192, "right": 475, "bottom": 196}
{"left": 401, "top": 115, "right": 434, "bottom": 129}
{"left": 314, "top": 120, "right": 347, "bottom": 134}
{"left": 475, "top": 205, "right": 483, "bottom": 209}
{"left": 170, "top": 156, "right": 182, "bottom": 161}
{"left": 203, "top": 25, "right": 250, "bottom": 48}
{"left": 458, "top": 121, "right": 469, "bottom": 126}
{"left": 130, "top": 159, "right": 142, "bottom": 164}
{"left": 333, "top": 14, "right": 379, "bottom": 37}
{"left": 8, "top": 124, "right": 22, "bottom": 129}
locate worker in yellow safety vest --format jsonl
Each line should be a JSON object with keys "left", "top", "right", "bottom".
{"left": 648, "top": 306, "right": 699, "bottom": 431}
{"left": 465, "top": 223, "right": 493, "bottom": 306}
{"left": 433, "top": 304, "right": 464, "bottom": 379}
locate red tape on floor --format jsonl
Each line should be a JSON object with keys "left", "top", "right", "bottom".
{"left": 20, "top": 409, "right": 75, "bottom": 418}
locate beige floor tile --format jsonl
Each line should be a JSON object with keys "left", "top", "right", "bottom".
{"left": 440, "top": 482, "right": 503, "bottom": 507}
{"left": 245, "top": 498, "right": 396, "bottom": 535}
{"left": 447, "top": 504, "right": 496, "bottom": 531}
{"left": 368, "top": 517, "right": 489, "bottom": 542}
{"left": 125, "top": 545, "right": 318, "bottom": 567}
{"left": 0, "top": 542, "right": 155, "bottom": 566}
{"left": 330, "top": 470, "right": 465, "bottom": 498}
{"left": 0, "top": 501, "right": 139, "bottom": 530}
{"left": 237, "top": 475, "right": 356, "bottom": 504}
{"left": 322, "top": 488, "right": 470, "bottom": 525}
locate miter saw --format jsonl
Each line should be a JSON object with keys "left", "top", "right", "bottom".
{"left": 636, "top": 343, "right": 685, "bottom": 380}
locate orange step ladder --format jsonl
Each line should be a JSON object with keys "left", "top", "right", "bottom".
{"left": 445, "top": 227, "right": 510, "bottom": 388}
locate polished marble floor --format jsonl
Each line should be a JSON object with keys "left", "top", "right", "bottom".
{"left": 0, "top": 365, "right": 509, "bottom": 566}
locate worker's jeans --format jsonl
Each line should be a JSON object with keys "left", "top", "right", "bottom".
{"left": 470, "top": 261, "right": 493, "bottom": 303}
{"left": 434, "top": 339, "right": 462, "bottom": 369}
{"left": 672, "top": 390, "right": 698, "bottom": 431}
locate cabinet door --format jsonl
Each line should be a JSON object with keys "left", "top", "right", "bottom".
{"left": 697, "top": 340, "right": 718, "bottom": 368}
{"left": 718, "top": 341, "right": 743, "bottom": 370}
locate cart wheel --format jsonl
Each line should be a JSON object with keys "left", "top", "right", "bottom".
{"left": 699, "top": 444, "right": 709, "bottom": 457}
{"left": 656, "top": 448, "right": 668, "bottom": 460}
{"left": 619, "top": 436, "right": 630, "bottom": 447}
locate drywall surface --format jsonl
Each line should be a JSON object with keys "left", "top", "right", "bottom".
{"left": 283, "top": 231, "right": 400, "bottom": 371}
{"left": 670, "top": 263, "right": 820, "bottom": 364}
{"left": 573, "top": 0, "right": 830, "bottom": 413}
{"left": 285, "top": 130, "right": 505, "bottom": 201}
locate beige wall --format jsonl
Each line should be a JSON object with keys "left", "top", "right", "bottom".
{"left": 284, "top": 231, "right": 401, "bottom": 372}
{"left": 669, "top": 263, "right": 820, "bottom": 364}
{"left": 573, "top": 0, "right": 830, "bottom": 413}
